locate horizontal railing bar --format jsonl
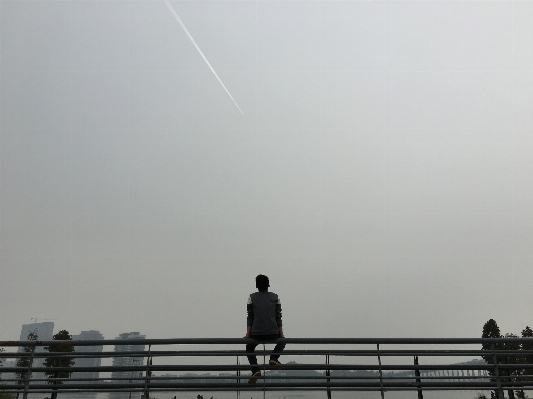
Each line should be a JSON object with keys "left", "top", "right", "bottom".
{"left": 4, "top": 337, "right": 533, "bottom": 347}
{"left": 1, "top": 390, "right": 526, "bottom": 395}
{"left": 0, "top": 381, "right": 496, "bottom": 390}
{"left": 1, "top": 381, "right": 531, "bottom": 390}
{"left": 0, "top": 374, "right": 496, "bottom": 383}
{"left": 0, "top": 382, "right": 521, "bottom": 388}
{"left": 0, "top": 377, "right": 507, "bottom": 383}
{"left": 0, "top": 375, "right": 496, "bottom": 382}
{"left": 3, "top": 364, "right": 533, "bottom": 374}
{"left": 4, "top": 388, "right": 533, "bottom": 394}
{"left": 6, "top": 349, "right": 533, "bottom": 358}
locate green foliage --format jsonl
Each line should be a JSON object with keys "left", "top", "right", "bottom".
{"left": 522, "top": 326, "right": 533, "bottom": 337}
{"left": 521, "top": 326, "right": 533, "bottom": 362}
{"left": 516, "top": 391, "right": 528, "bottom": 399}
{"left": 503, "top": 333, "right": 521, "bottom": 366}
{"left": 501, "top": 333, "right": 520, "bottom": 399}
{"left": 44, "top": 330, "right": 75, "bottom": 399}
{"left": 44, "top": 330, "right": 75, "bottom": 382}
{"left": 15, "top": 330, "right": 39, "bottom": 385}
{"left": 481, "top": 319, "right": 502, "bottom": 365}
{"left": 517, "top": 326, "right": 533, "bottom": 398}
{"left": 481, "top": 321, "right": 533, "bottom": 399}
{"left": 482, "top": 319, "right": 502, "bottom": 339}
{"left": 0, "top": 348, "right": 9, "bottom": 397}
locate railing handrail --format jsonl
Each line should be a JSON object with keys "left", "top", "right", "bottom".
{"left": 5, "top": 349, "right": 533, "bottom": 360}
{"left": 4, "top": 337, "right": 533, "bottom": 347}
{"left": 4, "top": 363, "right": 533, "bottom": 372}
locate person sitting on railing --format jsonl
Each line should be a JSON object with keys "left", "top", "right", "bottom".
{"left": 244, "top": 274, "right": 285, "bottom": 384}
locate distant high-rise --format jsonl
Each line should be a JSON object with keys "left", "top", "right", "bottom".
{"left": 65, "top": 330, "right": 104, "bottom": 399}
{"left": 109, "top": 332, "right": 146, "bottom": 399}
{"left": 19, "top": 321, "right": 54, "bottom": 342}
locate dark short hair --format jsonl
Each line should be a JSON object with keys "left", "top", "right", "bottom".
{"left": 256, "top": 275, "right": 269, "bottom": 291}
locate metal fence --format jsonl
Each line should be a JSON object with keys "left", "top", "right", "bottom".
{"left": 1, "top": 338, "right": 533, "bottom": 398}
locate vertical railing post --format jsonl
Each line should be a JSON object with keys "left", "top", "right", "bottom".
{"left": 22, "top": 345, "right": 36, "bottom": 399}
{"left": 143, "top": 344, "right": 151, "bottom": 399}
{"left": 236, "top": 355, "right": 240, "bottom": 399}
{"left": 503, "top": 353, "right": 516, "bottom": 399}
{"left": 492, "top": 343, "right": 504, "bottom": 399}
{"left": 262, "top": 343, "right": 266, "bottom": 399}
{"left": 377, "top": 343, "right": 385, "bottom": 399}
{"left": 414, "top": 356, "right": 423, "bottom": 399}
{"left": 326, "top": 354, "right": 331, "bottom": 399}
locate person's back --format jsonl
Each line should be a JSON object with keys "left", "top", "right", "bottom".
{"left": 248, "top": 291, "right": 281, "bottom": 336}
{"left": 244, "top": 274, "right": 285, "bottom": 384}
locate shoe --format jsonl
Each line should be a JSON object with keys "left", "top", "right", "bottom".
{"left": 248, "top": 371, "right": 261, "bottom": 385}
{"left": 269, "top": 359, "right": 283, "bottom": 369}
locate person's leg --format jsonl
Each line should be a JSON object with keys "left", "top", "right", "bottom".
{"left": 270, "top": 340, "right": 286, "bottom": 361}
{"left": 255, "top": 334, "right": 285, "bottom": 362}
{"left": 246, "top": 341, "right": 260, "bottom": 374}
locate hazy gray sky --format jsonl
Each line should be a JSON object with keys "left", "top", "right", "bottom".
{"left": 1, "top": 0, "right": 533, "bottom": 343}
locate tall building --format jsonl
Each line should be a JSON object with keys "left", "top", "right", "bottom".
{"left": 19, "top": 322, "right": 54, "bottom": 343}
{"left": 65, "top": 330, "right": 104, "bottom": 399}
{"left": 109, "top": 332, "right": 146, "bottom": 399}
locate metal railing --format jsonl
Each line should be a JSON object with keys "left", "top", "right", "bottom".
{"left": 1, "top": 338, "right": 533, "bottom": 398}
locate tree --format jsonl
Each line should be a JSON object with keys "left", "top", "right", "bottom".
{"left": 501, "top": 333, "right": 520, "bottom": 399}
{"left": 44, "top": 330, "right": 75, "bottom": 399}
{"left": 516, "top": 326, "right": 533, "bottom": 399}
{"left": 482, "top": 319, "right": 502, "bottom": 355}
{"left": 482, "top": 319, "right": 502, "bottom": 399}
{"left": 0, "top": 348, "right": 16, "bottom": 399}
{"left": 0, "top": 347, "right": 6, "bottom": 379}
{"left": 14, "top": 330, "right": 39, "bottom": 399}
{"left": 482, "top": 319, "right": 502, "bottom": 364}
{"left": 521, "top": 326, "right": 533, "bottom": 367}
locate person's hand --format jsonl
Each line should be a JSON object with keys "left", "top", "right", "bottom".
{"left": 279, "top": 333, "right": 285, "bottom": 338}
{"left": 243, "top": 333, "right": 250, "bottom": 338}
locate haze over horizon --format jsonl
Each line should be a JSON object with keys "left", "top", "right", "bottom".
{"left": 1, "top": 0, "right": 533, "bottom": 343}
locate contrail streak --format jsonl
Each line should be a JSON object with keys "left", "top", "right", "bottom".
{"left": 163, "top": 0, "right": 244, "bottom": 115}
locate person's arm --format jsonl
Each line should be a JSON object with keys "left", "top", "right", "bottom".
{"left": 244, "top": 296, "right": 253, "bottom": 338}
{"left": 244, "top": 326, "right": 252, "bottom": 338}
{"left": 276, "top": 297, "right": 284, "bottom": 337}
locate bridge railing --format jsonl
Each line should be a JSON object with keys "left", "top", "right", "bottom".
{"left": 1, "top": 338, "right": 533, "bottom": 398}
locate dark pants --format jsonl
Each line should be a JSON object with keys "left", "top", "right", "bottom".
{"left": 246, "top": 334, "right": 285, "bottom": 374}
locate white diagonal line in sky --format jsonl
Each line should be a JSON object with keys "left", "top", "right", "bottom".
{"left": 163, "top": 0, "right": 244, "bottom": 115}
